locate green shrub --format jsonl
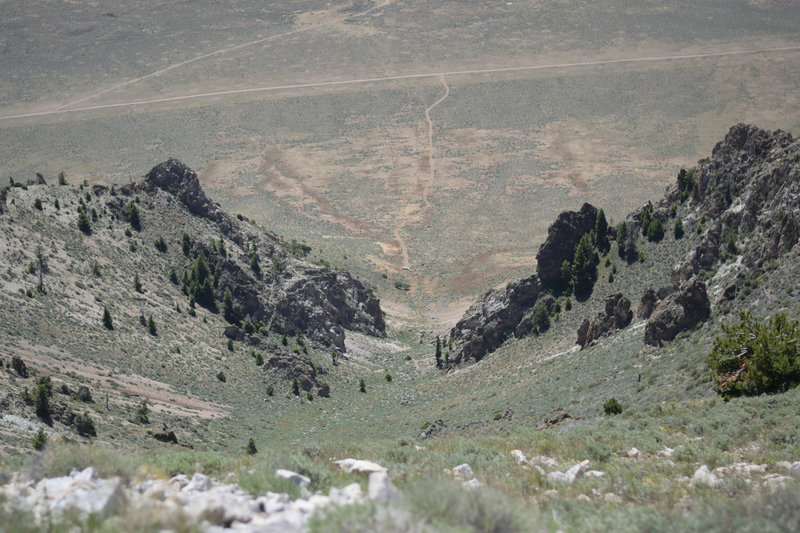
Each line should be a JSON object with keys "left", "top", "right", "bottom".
{"left": 603, "top": 398, "right": 623, "bottom": 415}
{"left": 32, "top": 428, "right": 47, "bottom": 450}
{"left": 292, "top": 378, "right": 300, "bottom": 395}
{"left": 584, "top": 441, "right": 612, "bottom": 463}
{"left": 708, "top": 311, "right": 800, "bottom": 399}
{"left": 359, "top": 378, "right": 366, "bottom": 393}
{"left": 154, "top": 236, "right": 167, "bottom": 252}
{"left": 530, "top": 301, "right": 550, "bottom": 334}
{"left": 217, "top": 371, "right": 227, "bottom": 383}
{"left": 134, "top": 399, "right": 150, "bottom": 424}
{"left": 147, "top": 315, "right": 157, "bottom": 336}
{"left": 34, "top": 198, "right": 42, "bottom": 210}
{"left": 74, "top": 412, "right": 96, "bottom": 437}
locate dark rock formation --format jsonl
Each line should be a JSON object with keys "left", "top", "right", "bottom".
{"left": 419, "top": 420, "right": 445, "bottom": 439}
{"left": 153, "top": 426, "right": 179, "bottom": 445}
{"left": 636, "top": 289, "right": 659, "bottom": 319}
{"left": 266, "top": 353, "right": 330, "bottom": 397}
{"left": 669, "top": 124, "right": 800, "bottom": 284}
{"left": 448, "top": 274, "right": 542, "bottom": 365}
{"left": 644, "top": 279, "right": 710, "bottom": 345}
{"left": 116, "top": 159, "right": 385, "bottom": 351}
{"left": 536, "top": 203, "right": 598, "bottom": 288}
{"left": 538, "top": 410, "right": 574, "bottom": 430}
{"left": 576, "top": 293, "right": 633, "bottom": 348}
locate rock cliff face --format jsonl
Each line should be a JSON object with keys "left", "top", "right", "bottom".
{"left": 536, "top": 203, "right": 598, "bottom": 288}
{"left": 448, "top": 124, "right": 798, "bottom": 365}
{"left": 670, "top": 124, "right": 800, "bottom": 284}
{"left": 448, "top": 275, "right": 541, "bottom": 365}
{"left": 577, "top": 293, "right": 633, "bottom": 348}
{"left": 119, "top": 159, "right": 386, "bottom": 350}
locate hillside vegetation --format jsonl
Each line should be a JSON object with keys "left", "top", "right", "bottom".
{"left": 1, "top": 125, "right": 800, "bottom": 532}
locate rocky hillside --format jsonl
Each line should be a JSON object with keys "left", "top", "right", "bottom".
{"left": 0, "top": 159, "right": 386, "bottom": 452}
{"left": 448, "top": 124, "right": 800, "bottom": 365}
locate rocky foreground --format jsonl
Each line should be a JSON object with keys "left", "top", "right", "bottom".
{"left": 3, "top": 450, "right": 800, "bottom": 532}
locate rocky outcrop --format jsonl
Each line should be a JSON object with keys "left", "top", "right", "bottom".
{"left": 448, "top": 274, "right": 542, "bottom": 365}
{"left": 266, "top": 353, "right": 330, "bottom": 397}
{"left": 644, "top": 279, "right": 710, "bottom": 345}
{"left": 117, "top": 160, "right": 385, "bottom": 351}
{"left": 670, "top": 124, "right": 800, "bottom": 284}
{"left": 536, "top": 203, "right": 598, "bottom": 288}
{"left": 576, "top": 293, "right": 633, "bottom": 348}
{"left": 636, "top": 289, "right": 659, "bottom": 319}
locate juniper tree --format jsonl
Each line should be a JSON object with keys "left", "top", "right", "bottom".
{"left": 102, "top": 306, "right": 113, "bottom": 330}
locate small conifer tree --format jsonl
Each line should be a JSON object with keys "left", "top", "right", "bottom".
{"left": 102, "top": 306, "right": 113, "bottom": 330}
{"left": 359, "top": 378, "right": 366, "bottom": 393}
{"left": 292, "top": 378, "right": 300, "bottom": 395}
{"left": 147, "top": 315, "right": 157, "bottom": 336}
{"left": 435, "top": 336, "right": 442, "bottom": 368}
{"left": 247, "top": 438, "right": 258, "bottom": 455}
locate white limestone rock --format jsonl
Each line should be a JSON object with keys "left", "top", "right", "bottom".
{"left": 275, "top": 469, "right": 311, "bottom": 489}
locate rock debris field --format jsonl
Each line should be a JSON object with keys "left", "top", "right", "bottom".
{"left": 2, "top": 451, "right": 800, "bottom": 531}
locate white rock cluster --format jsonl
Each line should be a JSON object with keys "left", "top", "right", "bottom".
{"left": 1, "top": 461, "right": 396, "bottom": 532}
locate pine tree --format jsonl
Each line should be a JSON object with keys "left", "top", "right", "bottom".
{"left": 250, "top": 253, "right": 261, "bottom": 275}
{"left": 147, "top": 315, "right": 157, "bottom": 336}
{"left": 594, "top": 208, "right": 609, "bottom": 252}
{"left": 571, "top": 233, "right": 597, "bottom": 296}
{"left": 247, "top": 438, "right": 258, "bottom": 455}
{"left": 435, "top": 335, "right": 442, "bottom": 368}
{"left": 292, "top": 378, "right": 300, "bottom": 396}
{"left": 134, "top": 273, "right": 143, "bottom": 293}
{"left": 102, "top": 306, "right": 113, "bottom": 330}
{"left": 127, "top": 201, "right": 141, "bottom": 231}
{"left": 359, "top": 378, "right": 366, "bottom": 393}
{"left": 674, "top": 217, "right": 684, "bottom": 239}
{"left": 181, "top": 232, "right": 191, "bottom": 256}
{"left": 58, "top": 171, "right": 67, "bottom": 186}
{"left": 77, "top": 210, "right": 91, "bottom": 234}
{"left": 35, "top": 381, "right": 50, "bottom": 421}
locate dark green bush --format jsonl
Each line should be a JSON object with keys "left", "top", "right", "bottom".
{"left": 603, "top": 398, "right": 623, "bottom": 415}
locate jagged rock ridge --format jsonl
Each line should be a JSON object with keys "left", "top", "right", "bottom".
{"left": 448, "top": 124, "right": 799, "bottom": 366}
{"left": 113, "top": 159, "right": 386, "bottom": 351}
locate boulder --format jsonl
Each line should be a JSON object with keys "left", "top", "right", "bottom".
{"left": 333, "top": 459, "right": 387, "bottom": 475}
{"left": 367, "top": 472, "right": 396, "bottom": 502}
{"left": 691, "top": 465, "right": 722, "bottom": 488}
{"left": 644, "top": 279, "right": 710, "bottom": 345}
{"left": 576, "top": 293, "right": 632, "bottom": 348}
{"left": 275, "top": 469, "right": 311, "bottom": 489}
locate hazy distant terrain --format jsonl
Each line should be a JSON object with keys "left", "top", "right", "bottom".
{"left": 2, "top": 0, "right": 799, "bottom": 320}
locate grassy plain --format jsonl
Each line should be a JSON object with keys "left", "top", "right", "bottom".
{"left": 2, "top": 1, "right": 800, "bottom": 320}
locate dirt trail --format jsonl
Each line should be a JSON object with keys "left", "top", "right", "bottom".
{"left": 422, "top": 75, "right": 450, "bottom": 208}
{"left": 3, "top": 45, "right": 799, "bottom": 121}
{"left": 56, "top": 0, "right": 393, "bottom": 111}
